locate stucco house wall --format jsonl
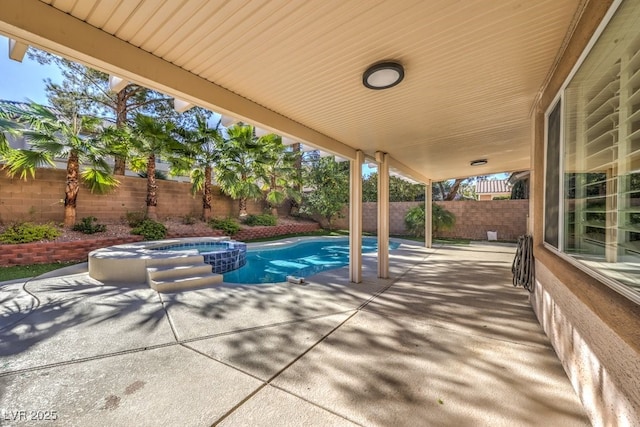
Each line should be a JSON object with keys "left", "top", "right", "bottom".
{"left": 532, "top": 1, "right": 640, "bottom": 425}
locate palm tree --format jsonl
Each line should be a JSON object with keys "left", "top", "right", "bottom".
{"left": 172, "top": 115, "right": 223, "bottom": 220}
{"left": 0, "top": 102, "right": 118, "bottom": 227}
{"left": 259, "top": 134, "right": 302, "bottom": 216}
{"left": 130, "top": 114, "right": 179, "bottom": 220}
{"left": 214, "top": 124, "right": 263, "bottom": 218}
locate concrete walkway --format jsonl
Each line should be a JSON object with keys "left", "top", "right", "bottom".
{"left": 0, "top": 242, "right": 589, "bottom": 426}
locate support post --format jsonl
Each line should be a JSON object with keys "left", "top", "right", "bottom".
{"left": 109, "top": 75, "right": 128, "bottom": 92}
{"left": 376, "top": 151, "right": 389, "bottom": 278}
{"left": 425, "top": 180, "right": 433, "bottom": 248}
{"left": 349, "top": 150, "right": 364, "bottom": 283}
{"left": 8, "top": 38, "right": 28, "bottom": 62}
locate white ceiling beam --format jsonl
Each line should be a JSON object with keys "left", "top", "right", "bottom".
{"left": 8, "top": 38, "right": 28, "bottom": 62}
{"left": 0, "top": 0, "right": 356, "bottom": 160}
{"left": 173, "top": 98, "right": 194, "bottom": 113}
{"left": 108, "top": 75, "right": 128, "bottom": 92}
{"left": 254, "top": 127, "right": 270, "bottom": 137}
{"left": 388, "top": 157, "right": 430, "bottom": 184}
{"left": 220, "top": 115, "right": 238, "bottom": 127}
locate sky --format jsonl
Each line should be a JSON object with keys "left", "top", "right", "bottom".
{"left": 0, "top": 36, "right": 63, "bottom": 104}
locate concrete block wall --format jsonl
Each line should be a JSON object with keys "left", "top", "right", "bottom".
{"left": 332, "top": 200, "right": 529, "bottom": 240}
{"left": 435, "top": 200, "right": 528, "bottom": 241}
{"left": 0, "top": 168, "right": 266, "bottom": 223}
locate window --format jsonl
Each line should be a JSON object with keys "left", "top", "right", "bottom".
{"left": 545, "top": 101, "right": 561, "bottom": 248}
{"left": 545, "top": 0, "right": 640, "bottom": 303}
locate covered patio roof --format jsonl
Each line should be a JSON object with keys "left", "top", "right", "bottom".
{"left": 0, "top": 0, "right": 582, "bottom": 181}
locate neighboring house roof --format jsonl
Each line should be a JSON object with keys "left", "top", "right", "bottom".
{"left": 476, "top": 179, "right": 511, "bottom": 194}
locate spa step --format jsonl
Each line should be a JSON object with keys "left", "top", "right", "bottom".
{"left": 146, "top": 263, "right": 223, "bottom": 293}
{"left": 148, "top": 272, "right": 223, "bottom": 293}
{"left": 147, "top": 264, "right": 213, "bottom": 282}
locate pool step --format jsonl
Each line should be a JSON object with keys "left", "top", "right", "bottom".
{"left": 147, "top": 263, "right": 223, "bottom": 293}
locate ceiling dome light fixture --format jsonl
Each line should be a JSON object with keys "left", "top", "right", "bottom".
{"left": 363, "top": 61, "right": 404, "bottom": 90}
{"left": 470, "top": 159, "right": 488, "bottom": 166}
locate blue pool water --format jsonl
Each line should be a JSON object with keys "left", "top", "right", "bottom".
{"left": 223, "top": 237, "right": 400, "bottom": 284}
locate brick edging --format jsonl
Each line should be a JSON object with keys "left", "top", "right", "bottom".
{"left": 0, "top": 223, "right": 320, "bottom": 267}
{"left": 233, "top": 223, "right": 320, "bottom": 241}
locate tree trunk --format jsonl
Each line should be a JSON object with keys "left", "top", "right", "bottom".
{"left": 269, "top": 174, "right": 279, "bottom": 218}
{"left": 113, "top": 90, "right": 128, "bottom": 175}
{"left": 202, "top": 166, "right": 212, "bottom": 220}
{"left": 146, "top": 153, "right": 158, "bottom": 219}
{"left": 289, "top": 142, "right": 302, "bottom": 215}
{"left": 63, "top": 151, "right": 80, "bottom": 227}
{"left": 444, "top": 179, "right": 464, "bottom": 201}
{"left": 239, "top": 197, "right": 248, "bottom": 218}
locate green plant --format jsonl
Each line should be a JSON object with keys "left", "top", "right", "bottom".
{"left": 125, "top": 211, "right": 146, "bottom": 228}
{"left": 242, "top": 214, "right": 277, "bottom": 226}
{"left": 404, "top": 203, "right": 456, "bottom": 237}
{"left": 131, "top": 219, "right": 167, "bottom": 240}
{"left": 209, "top": 217, "right": 241, "bottom": 235}
{"left": 0, "top": 222, "right": 61, "bottom": 244}
{"left": 72, "top": 216, "right": 106, "bottom": 234}
{"left": 182, "top": 213, "right": 198, "bottom": 225}
{"left": 404, "top": 205, "right": 426, "bottom": 237}
{"left": 433, "top": 203, "right": 456, "bottom": 232}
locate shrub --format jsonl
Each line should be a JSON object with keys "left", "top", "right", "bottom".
{"left": 404, "top": 205, "right": 426, "bottom": 237}
{"left": 72, "top": 216, "right": 107, "bottom": 234}
{"left": 182, "top": 213, "right": 198, "bottom": 225}
{"left": 131, "top": 219, "right": 167, "bottom": 240}
{"left": 0, "top": 222, "right": 61, "bottom": 244}
{"left": 209, "top": 217, "right": 241, "bottom": 235}
{"left": 125, "top": 211, "right": 146, "bottom": 228}
{"left": 404, "top": 204, "right": 456, "bottom": 237}
{"left": 242, "top": 214, "right": 277, "bottom": 227}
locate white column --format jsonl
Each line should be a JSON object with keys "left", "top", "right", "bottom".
{"left": 8, "top": 39, "right": 28, "bottom": 62}
{"left": 425, "top": 180, "right": 433, "bottom": 248}
{"left": 349, "top": 150, "right": 364, "bottom": 283}
{"left": 376, "top": 151, "right": 389, "bottom": 278}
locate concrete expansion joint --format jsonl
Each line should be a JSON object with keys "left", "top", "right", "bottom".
{"left": 208, "top": 246, "right": 441, "bottom": 427}
{"left": 210, "top": 310, "right": 360, "bottom": 427}
{"left": 0, "top": 341, "right": 179, "bottom": 378}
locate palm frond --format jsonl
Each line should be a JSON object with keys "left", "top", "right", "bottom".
{"left": 1, "top": 149, "right": 55, "bottom": 179}
{"left": 81, "top": 168, "right": 120, "bottom": 194}
{"left": 190, "top": 168, "right": 205, "bottom": 194}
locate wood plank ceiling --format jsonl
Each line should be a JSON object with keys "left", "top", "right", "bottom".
{"left": 27, "top": 0, "right": 582, "bottom": 180}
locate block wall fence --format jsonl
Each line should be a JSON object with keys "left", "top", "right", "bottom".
{"left": 0, "top": 168, "right": 276, "bottom": 223}
{"left": 327, "top": 200, "right": 529, "bottom": 241}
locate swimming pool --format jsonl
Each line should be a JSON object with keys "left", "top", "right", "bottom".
{"left": 223, "top": 237, "right": 400, "bottom": 284}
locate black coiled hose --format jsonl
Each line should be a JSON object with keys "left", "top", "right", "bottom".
{"left": 512, "top": 235, "right": 535, "bottom": 292}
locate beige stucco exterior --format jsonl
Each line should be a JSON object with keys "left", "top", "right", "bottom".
{"left": 532, "top": 0, "right": 640, "bottom": 423}
{"left": 1, "top": 1, "right": 639, "bottom": 424}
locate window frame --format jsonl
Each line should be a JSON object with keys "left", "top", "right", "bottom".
{"left": 542, "top": 0, "right": 640, "bottom": 305}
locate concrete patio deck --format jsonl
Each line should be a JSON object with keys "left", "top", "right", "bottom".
{"left": 0, "top": 241, "right": 590, "bottom": 426}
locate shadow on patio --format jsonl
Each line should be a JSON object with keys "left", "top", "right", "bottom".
{"left": 0, "top": 242, "right": 589, "bottom": 426}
